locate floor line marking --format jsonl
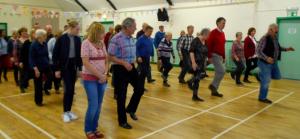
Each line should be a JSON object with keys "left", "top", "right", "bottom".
{"left": 212, "top": 91, "right": 294, "bottom": 139}
{"left": 0, "top": 130, "right": 11, "bottom": 139}
{"left": 0, "top": 93, "right": 33, "bottom": 99}
{"left": 107, "top": 87, "right": 243, "bottom": 121}
{"left": 136, "top": 89, "right": 258, "bottom": 139}
{"left": 0, "top": 102, "right": 56, "bottom": 139}
{"left": 151, "top": 71, "right": 290, "bottom": 93}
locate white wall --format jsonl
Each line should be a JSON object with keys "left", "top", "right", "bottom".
{"left": 111, "top": 0, "right": 300, "bottom": 40}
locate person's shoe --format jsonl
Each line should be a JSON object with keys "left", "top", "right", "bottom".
{"left": 161, "top": 75, "right": 167, "bottom": 81}
{"left": 243, "top": 79, "right": 252, "bottom": 83}
{"left": 187, "top": 80, "right": 193, "bottom": 90}
{"left": 94, "top": 131, "right": 104, "bottom": 139}
{"left": 126, "top": 111, "right": 138, "bottom": 121}
{"left": 44, "top": 90, "right": 51, "bottom": 96}
{"left": 205, "top": 74, "right": 209, "bottom": 77}
{"left": 192, "top": 96, "right": 204, "bottom": 102}
{"left": 36, "top": 103, "right": 44, "bottom": 107}
{"left": 86, "top": 132, "right": 97, "bottom": 139}
{"left": 119, "top": 123, "right": 132, "bottom": 129}
{"left": 20, "top": 88, "right": 26, "bottom": 93}
{"left": 209, "top": 84, "right": 217, "bottom": 93}
{"left": 259, "top": 99, "right": 272, "bottom": 104}
{"left": 62, "top": 112, "right": 71, "bottom": 123}
{"left": 4, "top": 76, "right": 8, "bottom": 81}
{"left": 179, "top": 79, "right": 186, "bottom": 84}
{"left": 55, "top": 90, "right": 60, "bottom": 94}
{"left": 212, "top": 92, "right": 223, "bottom": 97}
{"left": 147, "top": 79, "right": 156, "bottom": 83}
{"left": 255, "top": 74, "right": 261, "bottom": 82}
{"left": 68, "top": 111, "right": 78, "bottom": 121}
{"left": 144, "top": 88, "right": 148, "bottom": 92}
{"left": 236, "top": 82, "right": 244, "bottom": 86}
{"left": 163, "top": 82, "right": 170, "bottom": 87}
{"left": 230, "top": 72, "right": 235, "bottom": 80}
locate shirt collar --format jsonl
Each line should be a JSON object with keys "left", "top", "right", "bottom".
{"left": 120, "top": 31, "right": 132, "bottom": 39}
{"left": 217, "top": 28, "right": 223, "bottom": 32}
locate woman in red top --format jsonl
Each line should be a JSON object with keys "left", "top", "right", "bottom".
{"left": 243, "top": 27, "right": 258, "bottom": 83}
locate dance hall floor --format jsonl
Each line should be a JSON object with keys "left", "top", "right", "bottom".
{"left": 0, "top": 65, "right": 299, "bottom": 139}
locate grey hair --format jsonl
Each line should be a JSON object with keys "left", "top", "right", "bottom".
{"left": 269, "top": 23, "right": 278, "bottom": 29}
{"left": 200, "top": 28, "right": 210, "bottom": 36}
{"left": 122, "top": 17, "right": 135, "bottom": 29}
{"left": 236, "top": 32, "right": 243, "bottom": 37}
{"left": 35, "top": 29, "right": 47, "bottom": 38}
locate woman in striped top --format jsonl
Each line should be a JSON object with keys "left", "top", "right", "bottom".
{"left": 157, "top": 32, "right": 175, "bottom": 87}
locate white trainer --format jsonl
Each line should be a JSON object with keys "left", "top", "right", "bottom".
{"left": 63, "top": 112, "right": 71, "bottom": 123}
{"left": 68, "top": 111, "right": 78, "bottom": 120}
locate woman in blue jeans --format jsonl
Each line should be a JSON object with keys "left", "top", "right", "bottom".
{"left": 81, "top": 22, "right": 108, "bottom": 139}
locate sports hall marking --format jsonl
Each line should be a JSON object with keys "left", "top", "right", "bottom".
{"left": 136, "top": 89, "right": 258, "bottom": 139}
{"left": 0, "top": 93, "right": 32, "bottom": 99}
{"left": 151, "top": 71, "right": 290, "bottom": 93}
{"left": 0, "top": 102, "right": 56, "bottom": 139}
{"left": 212, "top": 91, "right": 294, "bottom": 139}
{"left": 0, "top": 130, "right": 11, "bottom": 139}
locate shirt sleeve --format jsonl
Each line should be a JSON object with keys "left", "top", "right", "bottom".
{"left": 256, "top": 36, "right": 268, "bottom": 61}
{"left": 30, "top": 43, "right": 37, "bottom": 67}
{"left": 108, "top": 37, "right": 119, "bottom": 56}
{"left": 231, "top": 42, "right": 237, "bottom": 58}
{"left": 189, "top": 39, "right": 196, "bottom": 53}
{"left": 81, "top": 41, "right": 90, "bottom": 58}
{"left": 136, "top": 38, "right": 142, "bottom": 57}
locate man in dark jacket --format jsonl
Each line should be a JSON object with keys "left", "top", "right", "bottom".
{"left": 256, "top": 23, "right": 295, "bottom": 104}
{"left": 52, "top": 21, "right": 82, "bottom": 123}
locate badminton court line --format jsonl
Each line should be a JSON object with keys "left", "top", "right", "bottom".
{"left": 0, "top": 102, "right": 56, "bottom": 139}
{"left": 152, "top": 71, "right": 290, "bottom": 93}
{"left": 0, "top": 93, "right": 33, "bottom": 99}
{"left": 137, "top": 89, "right": 258, "bottom": 139}
{"left": 0, "top": 130, "right": 11, "bottom": 139}
{"left": 212, "top": 91, "right": 294, "bottom": 139}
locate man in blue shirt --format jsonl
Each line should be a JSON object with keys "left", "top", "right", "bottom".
{"left": 154, "top": 25, "right": 165, "bottom": 49}
{"left": 136, "top": 26, "right": 154, "bottom": 92}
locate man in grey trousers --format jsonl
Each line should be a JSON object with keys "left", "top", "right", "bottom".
{"left": 206, "top": 17, "right": 227, "bottom": 97}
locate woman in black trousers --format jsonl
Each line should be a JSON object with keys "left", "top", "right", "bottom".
{"left": 157, "top": 32, "right": 175, "bottom": 87}
{"left": 230, "top": 32, "right": 245, "bottom": 86}
{"left": 30, "top": 29, "right": 51, "bottom": 106}
{"left": 188, "top": 28, "right": 210, "bottom": 101}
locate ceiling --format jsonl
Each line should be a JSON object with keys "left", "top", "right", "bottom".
{"left": 53, "top": 0, "right": 204, "bottom": 11}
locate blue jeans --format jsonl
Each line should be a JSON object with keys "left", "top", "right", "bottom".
{"left": 82, "top": 80, "right": 107, "bottom": 133}
{"left": 257, "top": 60, "right": 281, "bottom": 100}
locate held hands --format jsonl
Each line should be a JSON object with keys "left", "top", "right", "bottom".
{"left": 266, "top": 57, "right": 274, "bottom": 64}
{"left": 286, "top": 47, "right": 295, "bottom": 51}
{"left": 137, "top": 57, "right": 143, "bottom": 63}
{"left": 192, "top": 63, "right": 198, "bottom": 71}
{"left": 55, "top": 71, "right": 61, "bottom": 78}
{"left": 34, "top": 69, "right": 40, "bottom": 78}
{"left": 123, "top": 62, "right": 133, "bottom": 71}
{"left": 98, "top": 73, "right": 107, "bottom": 83}
{"left": 235, "top": 57, "right": 240, "bottom": 62}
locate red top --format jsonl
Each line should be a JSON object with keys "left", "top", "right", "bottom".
{"left": 243, "top": 36, "right": 256, "bottom": 59}
{"left": 207, "top": 28, "right": 226, "bottom": 58}
{"left": 104, "top": 32, "right": 112, "bottom": 50}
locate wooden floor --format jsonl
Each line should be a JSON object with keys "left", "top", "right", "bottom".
{"left": 0, "top": 65, "right": 300, "bottom": 139}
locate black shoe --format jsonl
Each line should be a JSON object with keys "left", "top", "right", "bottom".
{"left": 119, "top": 123, "right": 132, "bottom": 129}
{"left": 236, "top": 82, "right": 244, "bottom": 86}
{"left": 209, "top": 84, "right": 217, "bottom": 93}
{"left": 212, "top": 92, "right": 223, "bottom": 97}
{"left": 230, "top": 72, "right": 235, "bottom": 80}
{"left": 127, "top": 112, "right": 138, "bottom": 121}
{"left": 161, "top": 75, "right": 167, "bottom": 81}
{"left": 179, "top": 79, "right": 186, "bottom": 84}
{"left": 187, "top": 80, "right": 193, "bottom": 90}
{"left": 44, "top": 90, "right": 50, "bottom": 96}
{"left": 4, "top": 76, "right": 8, "bottom": 81}
{"left": 243, "top": 79, "right": 252, "bottom": 83}
{"left": 36, "top": 103, "right": 44, "bottom": 107}
{"left": 163, "top": 82, "right": 170, "bottom": 87}
{"left": 147, "top": 79, "right": 156, "bottom": 83}
{"left": 20, "top": 88, "right": 26, "bottom": 93}
{"left": 259, "top": 99, "right": 272, "bottom": 104}
{"left": 192, "top": 96, "right": 204, "bottom": 102}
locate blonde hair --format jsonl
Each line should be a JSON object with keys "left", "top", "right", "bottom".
{"left": 86, "top": 22, "right": 105, "bottom": 44}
